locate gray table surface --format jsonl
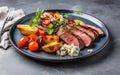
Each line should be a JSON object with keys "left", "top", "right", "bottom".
{"left": 0, "top": 0, "right": 120, "bottom": 75}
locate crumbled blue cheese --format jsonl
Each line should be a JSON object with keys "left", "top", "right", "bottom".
{"left": 57, "top": 44, "right": 80, "bottom": 56}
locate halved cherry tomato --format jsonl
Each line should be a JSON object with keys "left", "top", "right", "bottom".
{"left": 18, "top": 36, "right": 30, "bottom": 48}
{"left": 46, "top": 12, "right": 54, "bottom": 16}
{"left": 28, "top": 41, "right": 39, "bottom": 51}
{"left": 42, "top": 17, "right": 51, "bottom": 26}
{"left": 68, "top": 19, "right": 75, "bottom": 24}
{"left": 29, "top": 33, "right": 37, "bottom": 41}
{"left": 38, "top": 29, "right": 45, "bottom": 37}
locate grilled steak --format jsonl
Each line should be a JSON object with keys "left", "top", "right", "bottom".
{"left": 75, "top": 25, "right": 97, "bottom": 40}
{"left": 60, "top": 33, "right": 84, "bottom": 48}
{"left": 57, "top": 23, "right": 104, "bottom": 48}
{"left": 57, "top": 28, "right": 65, "bottom": 36}
{"left": 66, "top": 26, "right": 92, "bottom": 47}
{"left": 84, "top": 24, "right": 104, "bottom": 36}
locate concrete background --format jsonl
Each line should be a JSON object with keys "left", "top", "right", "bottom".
{"left": 0, "top": 0, "right": 120, "bottom": 75}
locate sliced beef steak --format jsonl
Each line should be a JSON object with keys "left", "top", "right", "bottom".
{"left": 60, "top": 33, "right": 84, "bottom": 48}
{"left": 57, "top": 27, "right": 68, "bottom": 36}
{"left": 85, "top": 24, "right": 104, "bottom": 36}
{"left": 57, "top": 28, "right": 65, "bottom": 36}
{"left": 75, "top": 25, "right": 97, "bottom": 40}
{"left": 66, "top": 26, "right": 92, "bottom": 47}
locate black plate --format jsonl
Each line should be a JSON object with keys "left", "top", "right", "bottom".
{"left": 9, "top": 10, "right": 110, "bottom": 62}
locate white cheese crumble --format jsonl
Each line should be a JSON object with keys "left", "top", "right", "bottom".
{"left": 57, "top": 44, "right": 80, "bottom": 56}
{"left": 87, "top": 49, "right": 93, "bottom": 54}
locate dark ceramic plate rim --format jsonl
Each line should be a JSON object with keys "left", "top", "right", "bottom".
{"left": 9, "top": 9, "right": 110, "bottom": 62}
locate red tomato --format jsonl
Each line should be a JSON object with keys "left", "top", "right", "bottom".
{"left": 69, "top": 19, "right": 75, "bottom": 24}
{"left": 46, "top": 12, "right": 54, "bottom": 16}
{"left": 38, "top": 29, "right": 45, "bottom": 37}
{"left": 28, "top": 41, "right": 39, "bottom": 51}
{"left": 29, "top": 33, "right": 37, "bottom": 41}
{"left": 42, "top": 17, "right": 51, "bottom": 26}
{"left": 18, "top": 36, "right": 30, "bottom": 48}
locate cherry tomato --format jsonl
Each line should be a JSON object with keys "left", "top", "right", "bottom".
{"left": 29, "top": 33, "right": 37, "bottom": 41}
{"left": 28, "top": 41, "right": 39, "bottom": 51}
{"left": 18, "top": 36, "right": 30, "bottom": 48}
{"left": 69, "top": 19, "right": 75, "bottom": 24}
{"left": 42, "top": 17, "right": 51, "bottom": 26}
{"left": 38, "top": 29, "right": 45, "bottom": 37}
{"left": 47, "top": 12, "right": 54, "bottom": 16}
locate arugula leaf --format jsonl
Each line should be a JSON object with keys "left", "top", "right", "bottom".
{"left": 29, "top": 9, "right": 44, "bottom": 27}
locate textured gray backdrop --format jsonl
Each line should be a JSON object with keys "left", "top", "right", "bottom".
{"left": 0, "top": 0, "right": 120, "bottom": 75}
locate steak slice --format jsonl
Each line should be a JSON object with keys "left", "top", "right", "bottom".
{"left": 57, "top": 29, "right": 65, "bottom": 36}
{"left": 67, "top": 27, "right": 92, "bottom": 47}
{"left": 75, "top": 25, "right": 97, "bottom": 40}
{"left": 60, "top": 33, "right": 84, "bottom": 48}
{"left": 57, "top": 27, "right": 68, "bottom": 36}
{"left": 85, "top": 24, "right": 104, "bottom": 36}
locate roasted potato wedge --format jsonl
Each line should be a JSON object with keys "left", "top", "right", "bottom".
{"left": 42, "top": 41, "right": 62, "bottom": 53}
{"left": 43, "top": 35, "right": 59, "bottom": 44}
{"left": 17, "top": 25, "right": 38, "bottom": 35}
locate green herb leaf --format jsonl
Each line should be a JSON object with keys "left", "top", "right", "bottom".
{"left": 47, "top": 28, "right": 54, "bottom": 35}
{"left": 29, "top": 9, "right": 44, "bottom": 27}
{"left": 29, "top": 16, "right": 36, "bottom": 27}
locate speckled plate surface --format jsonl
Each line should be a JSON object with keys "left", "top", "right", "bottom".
{"left": 9, "top": 10, "right": 110, "bottom": 62}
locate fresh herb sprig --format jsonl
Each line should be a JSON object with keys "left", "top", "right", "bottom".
{"left": 74, "top": 8, "right": 83, "bottom": 14}
{"left": 29, "top": 9, "right": 44, "bottom": 27}
{"left": 61, "top": 8, "right": 83, "bottom": 18}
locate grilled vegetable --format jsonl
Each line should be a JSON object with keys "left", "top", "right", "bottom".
{"left": 42, "top": 41, "right": 62, "bottom": 53}
{"left": 43, "top": 35, "right": 59, "bottom": 44}
{"left": 17, "top": 25, "right": 38, "bottom": 35}
{"left": 54, "top": 12, "right": 61, "bottom": 20}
